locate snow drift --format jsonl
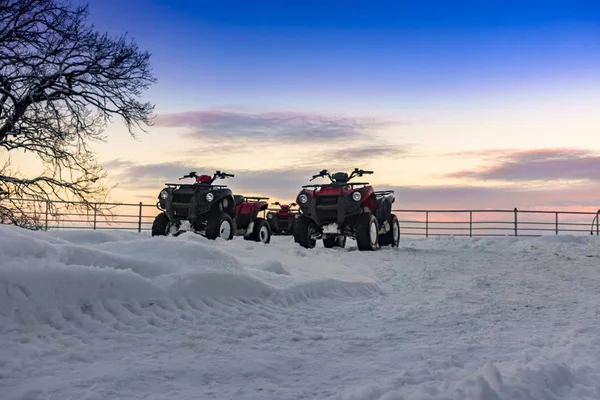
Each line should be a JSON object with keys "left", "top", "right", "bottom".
{"left": 2, "top": 225, "right": 600, "bottom": 400}
{"left": 0, "top": 225, "right": 381, "bottom": 327}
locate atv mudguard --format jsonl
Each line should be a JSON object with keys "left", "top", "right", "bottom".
{"left": 235, "top": 201, "right": 268, "bottom": 230}
{"left": 375, "top": 192, "right": 395, "bottom": 224}
{"left": 359, "top": 187, "right": 377, "bottom": 214}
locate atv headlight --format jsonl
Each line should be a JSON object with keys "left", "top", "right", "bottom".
{"left": 159, "top": 190, "right": 169, "bottom": 200}
{"left": 267, "top": 213, "right": 273, "bottom": 219}
{"left": 206, "top": 193, "right": 214, "bottom": 202}
{"left": 352, "top": 191, "right": 362, "bottom": 202}
{"left": 298, "top": 193, "right": 308, "bottom": 204}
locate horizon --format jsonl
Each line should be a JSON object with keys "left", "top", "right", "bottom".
{"left": 6, "top": 0, "right": 600, "bottom": 211}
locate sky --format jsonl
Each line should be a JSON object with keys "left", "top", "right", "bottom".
{"left": 35, "top": 0, "right": 600, "bottom": 209}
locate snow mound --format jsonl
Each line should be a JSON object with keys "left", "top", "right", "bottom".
{"left": 5, "top": 227, "right": 600, "bottom": 400}
{"left": 0, "top": 225, "right": 381, "bottom": 331}
{"left": 346, "top": 356, "right": 599, "bottom": 400}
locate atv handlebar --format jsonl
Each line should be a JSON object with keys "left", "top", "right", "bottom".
{"left": 309, "top": 168, "right": 374, "bottom": 183}
{"left": 178, "top": 170, "right": 235, "bottom": 182}
{"left": 179, "top": 171, "right": 198, "bottom": 180}
{"left": 310, "top": 169, "right": 331, "bottom": 181}
{"left": 214, "top": 170, "right": 234, "bottom": 179}
{"left": 271, "top": 202, "right": 298, "bottom": 207}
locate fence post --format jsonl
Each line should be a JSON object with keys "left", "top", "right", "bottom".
{"left": 597, "top": 210, "right": 599, "bottom": 236}
{"left": 469, "top": 211, "right": 472, "bottom": 237}
{"left": 425, "top": 211, "right": 429, "bottom": 238}
{"left": 555, "top": 212, "right": 558, "bottom": 235}
{"left": 93, "top": 203, "right": 97, "bottom": 230}
{"left": 44, "top": 200, "right": 49, "bottom": 231}
{"left": 514, "top": 208, "right": 518, "bottom": 236}
{"left": 138, "top": 202, "right": 143, "bottom": 233}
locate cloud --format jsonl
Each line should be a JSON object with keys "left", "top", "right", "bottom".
{"left": 154, "top": 110, "right": 392, "bottom": 143}
{"left": 446, "top": 148, "right": 600, "bottom": 182}
{"left": 103, "top": 159, "right": 318, "bottom": 198}
{"left": 104, "top": 160, "right": 600, "bottom": 212}
{"left": 152, "top": 109, "right": 412, "bottom": 166}
{"left": 388, "top": 184, "right": 600, "bottom": 210}
{"left": 327, "top": 144, "right": 411, "bottom": 161}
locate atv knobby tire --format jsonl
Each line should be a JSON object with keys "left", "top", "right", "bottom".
{"left": 379, "top": 214, "right": 400, "bottom": 247}
{"left": 356, "top": 213, "right": 379, "bottom": 251}
{"left": 247, "top": 217, "right": 271, "bottom": 243}
{"left": 205, "top": 212, "right": 234, "bottom": 240}
{"left": 294, "top": 215, "right": 317, "bottom": 249}
{"left": 152, "top": 213, "right": 169, "bottom": 236}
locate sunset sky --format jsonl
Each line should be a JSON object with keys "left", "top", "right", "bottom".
{"left": 72, "top": 0, "right": 600, "bottom": 210}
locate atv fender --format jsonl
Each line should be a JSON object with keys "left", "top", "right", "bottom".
{"left": 235, "top": 201, "right": 268, "bottom": 230}
{"left": 376, "top": 194, "right": 395, "bottom": 227}
{"left": 361, "top": 191, "right": 378, "bottom": 214}
{"left": 218, "top": 194, "right": 236, "bottom": 217}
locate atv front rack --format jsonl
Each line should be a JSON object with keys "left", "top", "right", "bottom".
{"left": 243, "top": 196, "right": 270, "bottom": 202}
{"left": 302, "top": 182, "right": 370, "bottom": 189}
{"left": 165, "top": 183, "right": 229, "bottom": 189}
{"left": 375, "top": 190, "right": 394, "bottom": 196}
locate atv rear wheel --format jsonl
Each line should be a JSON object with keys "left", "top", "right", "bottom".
{"left": 248, "top": 217, "right": 271, "bottom": 244}
{"left": 205, "top": 212, "right": 234, "bottom": 240}
{"left": 379, "top": 214, "right": 400, "bottom": 247}
{"left": 356, "top": 213, "right": 379, "bottom": 251}
{"left": 151, "top": 213, "right": 169, "bottom": 236}
{"left": 294, "top": 215, "right": 317, "bottom": 249}
{"left": 323, "top": 235, "right": 346, "bottom": 248}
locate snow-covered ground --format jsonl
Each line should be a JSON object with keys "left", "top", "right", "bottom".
{"left": 2, "top": 225, "right": 600, "bottom": 400}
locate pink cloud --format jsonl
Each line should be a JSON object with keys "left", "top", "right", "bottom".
{"left": 153, "top": 109, "right": 391, "bottom": 142}
{"left": 446, "top": 148, "right": 600, "bottom": 182}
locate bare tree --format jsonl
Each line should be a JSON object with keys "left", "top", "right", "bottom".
{"left": 0, "top": 0, "right": 156, "bottom": 227}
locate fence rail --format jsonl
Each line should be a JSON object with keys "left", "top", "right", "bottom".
{"left": 1, "top": 198, "right": 599, "bottom": 237}
{"left": 393, "top": 209, "right": 600, "bottom": 237}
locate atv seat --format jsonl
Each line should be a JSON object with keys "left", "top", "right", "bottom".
{"left": 234, "top": 195, "right": 245, "bottom": 205}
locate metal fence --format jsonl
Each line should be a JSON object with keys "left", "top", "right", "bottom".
{"left": 394, "top": 209, "right": 600, "bottom": 237}
{"left": 1, "top": 197, "right": 599, "bottom": 237}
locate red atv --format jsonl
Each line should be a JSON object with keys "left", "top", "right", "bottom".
{"left": 234, "top": 196, "right": 272, "bottom": 243}
{"left": 293, "top": 168, "right": 400, "bottom": 250}
{"left": 266, "top": 202, "right": 300, "bottom": 235}
{"left": 152, "top": 171, "right": 272, "bottom": 243}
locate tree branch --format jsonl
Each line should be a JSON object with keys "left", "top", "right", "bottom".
{"left": 0, "top": 0, "right": 157, "bottom": 227}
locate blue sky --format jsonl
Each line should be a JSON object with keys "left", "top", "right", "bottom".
{"left": 68, "top": 0, "right": 600, "bottom": 209}
{"left": 82, "top": 0, "right": 600, "bottom": 112}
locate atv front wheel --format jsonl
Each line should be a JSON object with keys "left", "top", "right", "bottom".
{"left": 248, "top": 217, "right": 271, "bottom": 244}
{"left": 151, "top": 213, "right": 169, "bottom": 236}
{"left": 294, "top": 216, "right": 317, "bottom": 249}
{"left": 205, "top": 212, "right": 234, "bottom": 240}
{"left": 379, "top": 214, "right": 400, "bottom": 247}
{"left": 356, "top": 213, "right": 379, "bottom": 251}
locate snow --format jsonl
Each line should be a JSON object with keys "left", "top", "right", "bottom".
{"left": 2, "top": 225, "right": 600, "bottom": 399}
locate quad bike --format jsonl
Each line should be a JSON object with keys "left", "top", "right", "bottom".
{"left": 151, "top": 171, "right": 272, "bottom": 243}
{"left": 266, "top": 202, "right": 300, "bottom": 235}
{"left": 293, "top": 168, "right": 400, "bottom": 250}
